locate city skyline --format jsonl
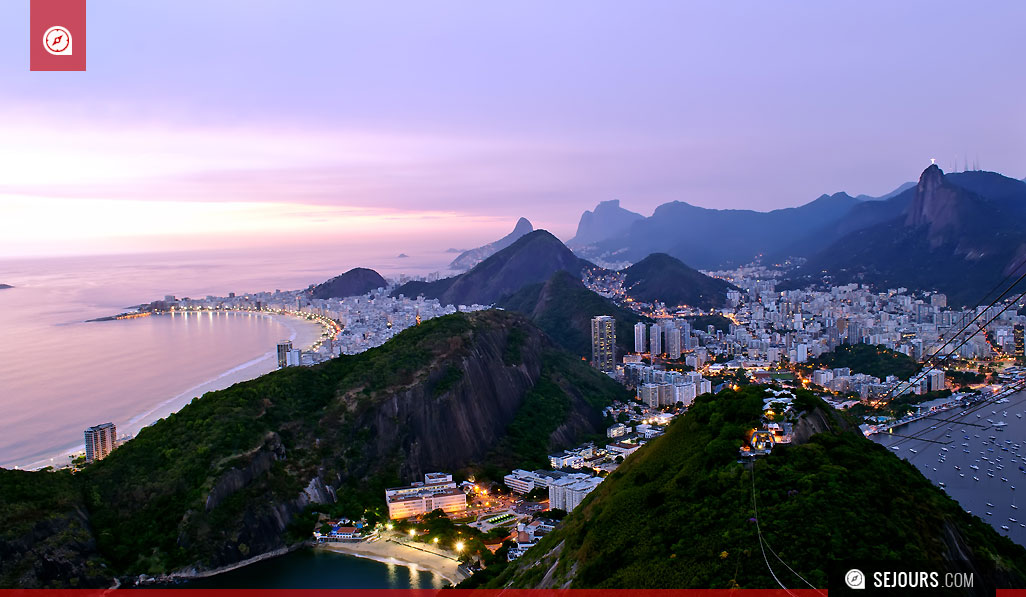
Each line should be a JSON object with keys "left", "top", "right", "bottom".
{"left": 2, "top": 1, "right": 1025, "bottom": 257}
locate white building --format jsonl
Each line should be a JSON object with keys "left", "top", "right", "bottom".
{"left": 634, "top": 322, "right": 647, "bottom": 353}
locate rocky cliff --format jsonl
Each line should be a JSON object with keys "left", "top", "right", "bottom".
{"left": 1, "top": 310, "right": 629, "bottom": 587}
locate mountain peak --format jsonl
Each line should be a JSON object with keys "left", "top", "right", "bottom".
{"left": 905, "top": 164, "right": 958, "bottom": 230}
{"left": 449, "top": 217, "right": 535, "bottom": 270}
{"left": 569, "top": 199, "right": 644, "bottom": 247}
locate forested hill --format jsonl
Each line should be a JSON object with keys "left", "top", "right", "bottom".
{"left": 0, "top": 310, "right": 631, "bottom": 588}
{"left": 487, "top": 387, "right": 1026, "bottom": 591}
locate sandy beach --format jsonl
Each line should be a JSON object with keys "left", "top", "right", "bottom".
{"left": 315, "top": 535, "right": 468, "bottom": 585}
{"left": 22, "top": 311, "right": 328, "bottom": 471}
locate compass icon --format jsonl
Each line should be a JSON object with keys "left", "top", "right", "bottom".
{"left": 44, "top": 25, "right": 72, "bottom": 56}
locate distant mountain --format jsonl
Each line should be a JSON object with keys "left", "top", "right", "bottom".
{"left": 854, "top": 181, "right": 915, "bottom": 202}
{"left": 622, "top": 253, "right": 736, "bottom": 309}
{"left": 485, "top": 387, "right": 1026, "bottom": 589}
{"left": 0, "top": 284, "right": 12, "bottom": 290}
{"left": 0, "top": 311, "right": 631, "bottom": 587}
{"left": 568, "top": 200, "right": 644, "bottom": 248}
{"left": 449, "top": 217, "right": 534, "bottom": 271}
{"left": 499, "top": 270, "right": 648, "bottom": 358}
{"left": 395, "top": 230, "right": 595, "bottom": 306}
{"left": 792, "top": 165, "right": 1026, "bottom": 305}
{"left": 309, "top": 267, "right": 386, "bottom": 299}
{"left": 577, "top": 192, "right": 862, "bottom": 269}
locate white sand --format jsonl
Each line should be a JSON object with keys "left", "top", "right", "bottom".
{"left": 315, "top": 535, "right": 468, "bottom": 585}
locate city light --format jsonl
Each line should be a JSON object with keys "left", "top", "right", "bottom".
{"left": 455, "top": 541, "right": 464, "bottom": 552}
{"left": 409, "top": 529, "right": 416, "bottom": 538}
{"left": 386, "top": 523, "right": 393, "bottom": 531}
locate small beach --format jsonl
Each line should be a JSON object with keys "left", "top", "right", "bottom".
{"left": 315, "top": 536, "right": 468, "bottom": 585}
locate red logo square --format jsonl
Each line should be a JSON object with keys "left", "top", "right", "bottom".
{"left": 31, "top": 0, "right": 87, "bottom": 71}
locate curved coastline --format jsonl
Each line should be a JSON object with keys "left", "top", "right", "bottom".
{"left": 21, "top": 310, "right": 330, "bottom": 471}
{"left": 313, "top": 538, "right": 468, "bottom": 586}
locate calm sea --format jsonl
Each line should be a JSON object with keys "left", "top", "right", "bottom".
{"left": 871, "top": 392, "right": 1026, "bottom": 548}
{"left": 0, "top": 246, "right": 451, "bottom": 469}
{"left": 178, "top": 549, "right": 448, "bottom": 589}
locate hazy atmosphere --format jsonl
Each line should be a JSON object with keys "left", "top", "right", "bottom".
{"left": 2, "top": 1, "right": 1024, "bottom": 256}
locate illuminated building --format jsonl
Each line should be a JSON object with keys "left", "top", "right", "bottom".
{"left": 591, "top": 315, "right": 616, "bottom": 371}
{"left": 84, "top": 422, "right": 117, "bottom": 463}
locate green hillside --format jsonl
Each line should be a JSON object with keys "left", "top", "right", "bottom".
{"left": 499, "top": 270, "right": 649, "bottom": 358}
{"left": 0, "top": 310, "right": 631, "bottom": 587}
{"left": 811, "top": 343, "right": 919, "bottom": 380}
{"left": 487, "top": 386, "right": 1026, "bottom": 590}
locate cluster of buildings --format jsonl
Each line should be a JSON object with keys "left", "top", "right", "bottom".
{"left": 740, "top": 389, "right": 796, "bottom": 457}
{"left": 385, "top": 472, "right": 469, "bottom": 520}
{"left": 152, "top": 286, "right": 487, "bottom": 365}
{"left": 624, "top": 364, "right": 713, "bottom": 408}
{"left": 809, "top": 365, "right": 946, "bottom": 398}
{"left": 587, "top": 263, "right": 1026, "bottom": 402}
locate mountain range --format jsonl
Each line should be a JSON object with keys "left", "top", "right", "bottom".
{"left": 567, "top": 166, "right": 1026, "bottom": 304}
{"left": 0, "top": 310, "right": 630, "bottom": 587}
{"left": 789, "top": 166, "right": 1026, "bottom": 305}
{"left": 449, "top": 217, "right": 534, "bottom": 271}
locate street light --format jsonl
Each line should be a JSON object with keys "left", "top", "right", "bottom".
{"left": 409, "top": 529, "right": 416, "bottom": 538}
{"left": 455, "top": 541, "right": 464, "bottom": 552}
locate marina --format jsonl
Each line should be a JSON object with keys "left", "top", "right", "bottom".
{"left": 871, "top": 385, "right": 1026, "bottom": 547}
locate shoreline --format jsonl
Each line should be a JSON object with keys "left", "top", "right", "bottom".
{"left": 17, "top": 310, "right": 329, "bottom": 471}
{"left": 314, "top": 536, "right": 468, "bottom": 586}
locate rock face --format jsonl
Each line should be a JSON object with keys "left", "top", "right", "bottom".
{"left": 0, "top": 310, "right": 628, "bottom": 586}
{"left": 310, "top": 267, "right": 386, "bottom": 299}
{"left": 793, "top": 165, "right": 1026, "bottom": 305}
{"left": 397, "top": 230, "right": 594, "bottom": 306}
{"left": 449, "top": 217, "right": 534, "bottom": 271}
{"left": 568, "top": 200, "right": 643, "bottom": 248}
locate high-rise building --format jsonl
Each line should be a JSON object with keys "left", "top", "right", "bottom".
{"left": 277, "top": 340, "right": 293, "bottom": 369}
{"left": 650, "top": 323, "right": 662, "bottom": 356}
{"left": 664, "top": 325, "right": 682, "bottom": 360}
{"left": 84, "top": 422, "right": 117, "bottom": 463}
{"left": 634, "top": 322, "right": 647, "bottom": 353}
{"left": 591, "top": 316, "right": 616, "bottom": 371}
{"left": 1015, "top": 324, "right": 1024, "bottom": 358}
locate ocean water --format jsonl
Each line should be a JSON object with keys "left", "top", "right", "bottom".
{"left": 0, "top": 246, "right": 451, "bottom": 469}
{"left": 178, "top": 549, "right": 448, "bottom": 589}
{"left": 871, "top": 391, "right": 1026, "bottom": 548}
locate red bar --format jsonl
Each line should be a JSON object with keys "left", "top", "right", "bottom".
{"left": 30, "top": 0, "right": 87, "bottom": 71}
{"left": 0, "top": 591, "right": 826, "bottom": 596}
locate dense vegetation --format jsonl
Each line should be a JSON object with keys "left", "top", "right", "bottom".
{"left": 810, "top": 343, "right": 919, "bottom": 380}
{"left": 0, "top": 310, "right": 629, "bottom": 586}
{"left": 499, "top": 270, "right": 648, "bottom": 358}
{"left": 686, "top": 314, "right": 733, "bottom": 333}
{"left": 621, "top": 253, "right": 736, "bottom": 309}
{"left": 488, "top": 386, "right": 1026, "bottom": 590}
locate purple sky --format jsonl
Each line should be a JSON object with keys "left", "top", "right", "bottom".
{"left": 1, "top": 1, "right": 1024, "bottom": 256}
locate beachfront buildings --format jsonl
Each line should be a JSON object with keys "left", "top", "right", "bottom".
{"left": 84, "top": 422, "right": 117, "bottom": 463}
{"left": 276, "top": 340, "right": 300, "bottom": 368}
{"left": 385, "top": 472, "right": 468, "bottom": 519}
{"left": 591, "top": 316, "right": 616, "bottom": 371}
